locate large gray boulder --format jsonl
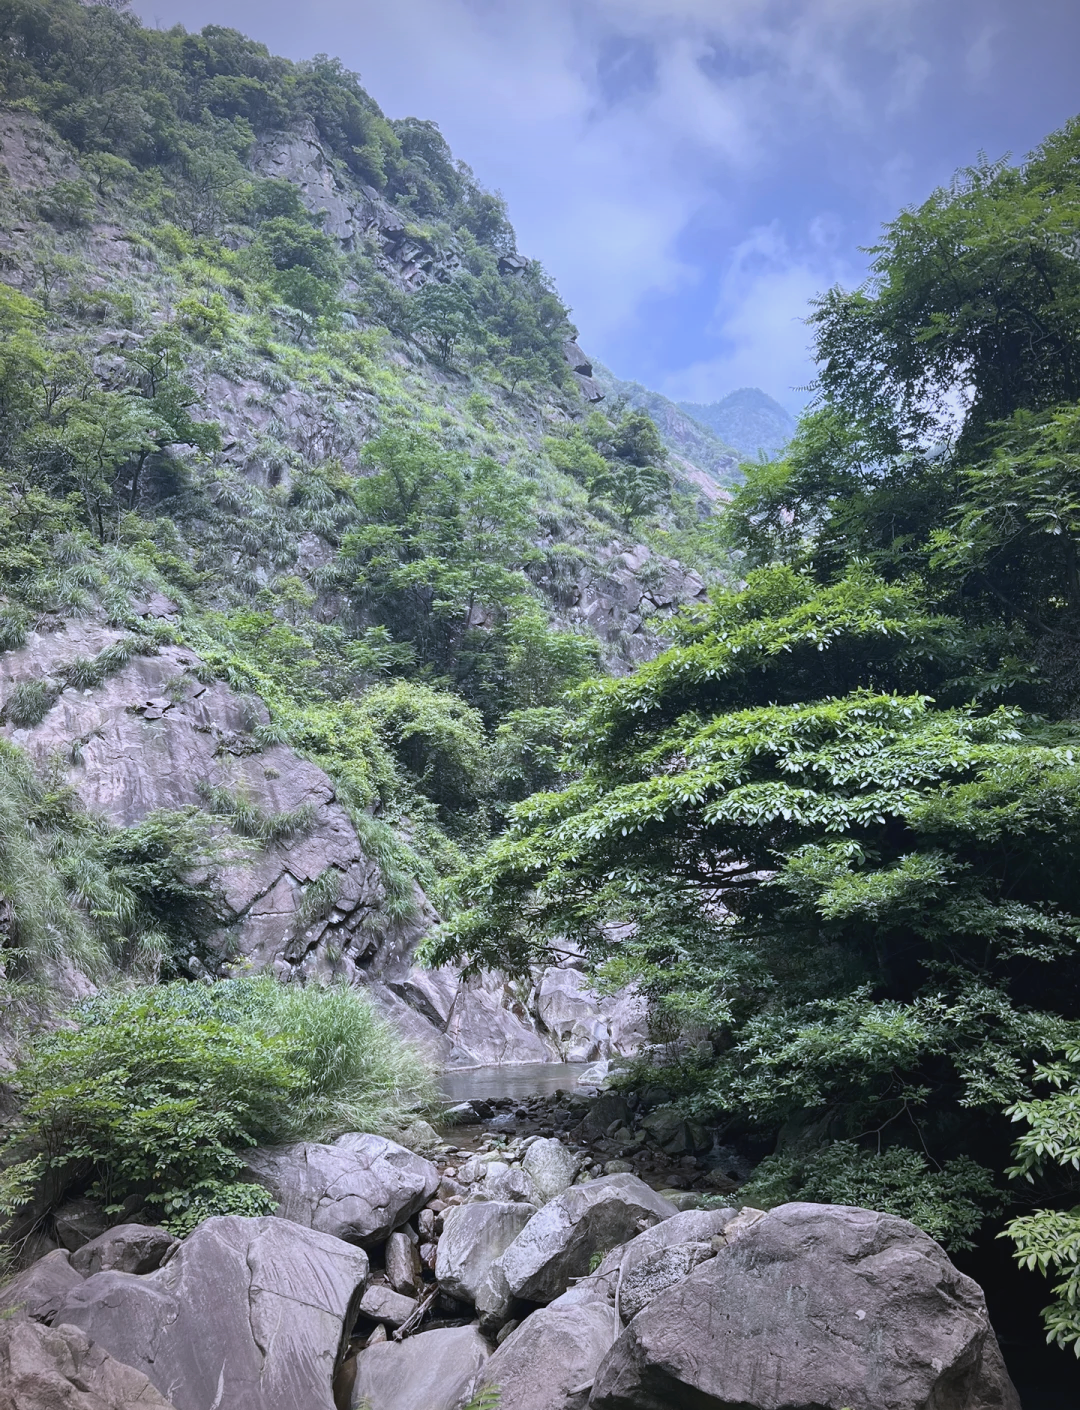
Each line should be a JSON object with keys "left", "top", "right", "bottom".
{"left": 477, "top": 1161, "right": 538, "bottom": 1204}
{"left": 54, "top": 1215, "right": 369, "bottom": 1410}
{"left": 549, "top": 1208, "right": 736, "bottom": 1313}
{"left": 245, "top": 1135, "right": 438, "bottom": 1246}
{"left": 0, "top": 1317, "right": 177, "bottom": 1410}
{"left": 492, "top": 1175, "right": 677, "bottom": 1306}
{"left": 70, "top": 1225, "right": 178, "bottom": 1278}
{"left": 0, "top": 1249, "right": 85, "bottom": 1323}
{"left": 436, "top": 1201, "right": 537, "bottom": 1305}
{"left": 594, "top": 1207, "right": 735, "bottom": 1277}
{"left": 521, "top": 1137, "right": 581, "bottom": 1205}
{"left": 473, "top": 1303, "right": 616, "bottom": 1410}
{"left": 350, "top": 1324, "right": 490, "bottom": 1410}
{"left": 618, "top": 1241, "right": 715, "bottom": 1321}
{"left": 588, "top": 1202, "right": 1021, "bottom": 1410}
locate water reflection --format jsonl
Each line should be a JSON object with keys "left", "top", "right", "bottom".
{"left": 439, "top": 1062, "right": 591, "bottom": 1103}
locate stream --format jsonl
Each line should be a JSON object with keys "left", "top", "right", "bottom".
{"left": 439, "top": 1061, "right": 593, "bottom": 1104}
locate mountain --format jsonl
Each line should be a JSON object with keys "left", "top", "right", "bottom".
{"left": 678, "top": 387, "right": 798, "bottom": 460}
{"left": 591, "top": 362, "right": 742, "bottom": 497}
{"left": 0, "top": 0, "right": 732, "bottom": 1036}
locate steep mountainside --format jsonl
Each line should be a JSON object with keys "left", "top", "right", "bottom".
{"left": 678, "top": 388, "right": 797, "bottom": 459}
{"left": 591, "top": 361, "right": 741, "bottom": 496}
{"left": 0, "top": 2, "right": 736, "bottom": 1066}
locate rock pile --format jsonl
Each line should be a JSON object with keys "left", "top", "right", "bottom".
{"left": 0, "top": 1123, "right": 1020, "bottom": 1410}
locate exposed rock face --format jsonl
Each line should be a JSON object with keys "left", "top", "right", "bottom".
{"left": 0, "top": 110, "right": 83, "bottom": 192}
{"left": 490, "top": 1175, "right": 677, "bottom": 1307}
{"left": 350, "top": 1324, "right": 490, "bottom": 1410}
{"left": 0, "top": 1249, "right": 85, "bottom": 1323}
{"left": 252, "top": 122, "right": 462, "bottom": 290}
{"left": 532, "top": 543, "right": 708, "bottom": 670}
{"left": 245, "top": 1136, "right": 438, "bottom": 1246}
{"left": 473, "top": 1303, "right": 617, "bottom": 1410}
{"left": 0, "top": 1318, "right": 177, "bottom": 1410}
{"left": 53, "top": 1215, "right": 368, "bottom": 1410}
{"left": 70, "top": 1226, "right": 179, "bottom": 1278}
{"left": 0, "top": 620, "right": 432, "bottom": 980}
{"left": 436, "top": 1201, "right": 537, "bottom": 1306}
{"left": 588, "top": 1202, "right": 1021, "bottom": 1410}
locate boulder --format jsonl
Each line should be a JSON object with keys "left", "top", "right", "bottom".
{"left": 393, "top": 1119, "right": 441, "bottom": 1154}
{"left": 592, "top": 1207, "right": 736, "bottom": 1284}
{"left": 245, "top": 1135, "right": 438, "bottom": 1246}
{"left": 473, "top": 1303, "right": 617, "bottom": 1410}
{"left": 436, "top": 1202, "right": 537, "bottom": 1306}
{"left": 70, "top": 1225, "right": 179, "bottom": 1278}
{"left": 357, "top": 1284, "right": 417, "bottom": 1329}
{"left": 492, "top": 1175, "right": 677, "bottom": 1306}
{"left": 350, "top": 1324, "right": 490, "bottom": 1410}
{"left": 548, "top": 1210, "right": 736, "bottom": 1314}
{"left": 617, "top": 1241, "right": 715, "bottom": 1321}
{"left": 54, "top": 1215, "right": 369, "bottom": 1410}
{"left": 0, "top": 1318, "right": 177, "bottom": 1410}
{"left": 478, "top": 1162, "right": 537, "bottom": 1204}
{"left": 384, "top": 1231, "right": 422, "bottom": 1297}
{"left": 53, "top": 1199, "right": 108, "bottom": 1251}
{"left": 0, "top": 1249, "right": 85, "bottom": 1323}
{"left": 588, "top": 1202, "right": 1021, "bottom": 1410}
{"left": 521, "top": 1138, "right": 581, "bottom": 1205}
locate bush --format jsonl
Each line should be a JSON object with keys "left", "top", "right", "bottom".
{"left": 1, "top": 680, "right": 55, "bottom": 728}
{"left": 739, "top": 1141, "right": 1002, "bottom": 1251}
{"left": 0, "top": 978, "right": 433, "bottom": 1235}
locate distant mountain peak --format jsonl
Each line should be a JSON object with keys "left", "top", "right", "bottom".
{"left": 677, "top": 388, "right": 797, "bottom": 460}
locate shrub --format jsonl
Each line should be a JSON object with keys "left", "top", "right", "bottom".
{"left": 0, "top": 977, "right": 433, "bottom": 1235}
{"left": 1, "top": 680, "right": 55, "bottom": 727}
{"left": 739, "top": 1141, "right": 1003, "bottom": 1251}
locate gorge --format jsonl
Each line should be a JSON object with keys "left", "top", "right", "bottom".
{"left": 0, "top": 3, "right": 1079, "bottom": 1407}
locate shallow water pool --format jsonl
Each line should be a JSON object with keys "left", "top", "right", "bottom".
{"left": 439, "top": 1061, "right": 592, "bottom": 1104}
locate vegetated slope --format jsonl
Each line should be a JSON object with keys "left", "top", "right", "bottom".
{"left": 678, "top": 387, "right": 797, "bottom": 459}
{"left": 590, "top": 361, "right": 742, "bottom": 496}
{"left": 0, "top": 0, "right": 735, "bottom": 1016}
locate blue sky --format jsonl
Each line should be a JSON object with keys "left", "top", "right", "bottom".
{"left": 130, "top": 0, "right": 1080, "bottom": 412}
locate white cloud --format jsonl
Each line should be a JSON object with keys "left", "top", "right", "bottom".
{"left": 131, "top": 0, "right": 960, "bottom": 396}
{"left": 662, "top": 223, "right": 858, "bottom": 409}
